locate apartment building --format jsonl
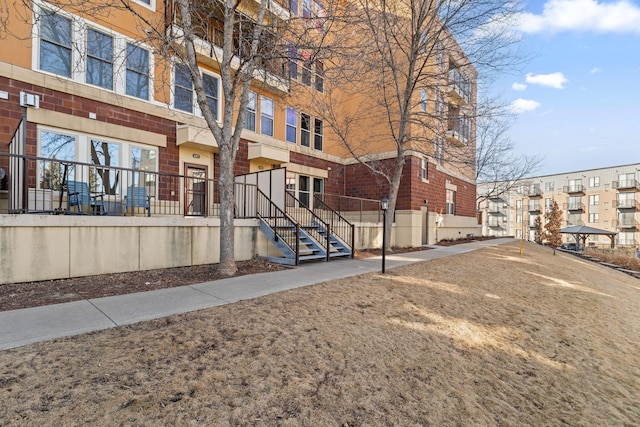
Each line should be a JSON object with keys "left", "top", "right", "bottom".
{"left": 0, "top": 0, "right": 479, "bottom": 282}
{"left": 478, "top": 163, "right": 640, "bottom": 249}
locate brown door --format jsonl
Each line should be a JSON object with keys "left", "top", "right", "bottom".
{"left": 185, "top": 164, "right": 208, "bottom": 216}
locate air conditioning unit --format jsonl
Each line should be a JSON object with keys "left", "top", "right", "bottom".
{"left": 19, "top": 91, "right": 40, "bottom": 108}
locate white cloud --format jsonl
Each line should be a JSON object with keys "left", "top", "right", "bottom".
{"left": 510, "top": 99, "right": 541, "bottom": 114}
{"left": 512, "top": 82, "right": 527, "bottom": 91}
{"left": 590, "top": 67, "right": 602, "bottom": 73}
{"left": 516, "top": 0, "right": 640, "bottom": 34}
{"left": 526, "top": 72, "right": 568, "bottom": 89}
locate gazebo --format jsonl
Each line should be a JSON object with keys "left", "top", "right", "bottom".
{"left": 560, "top": 225, "right": 617, "bottom": 250}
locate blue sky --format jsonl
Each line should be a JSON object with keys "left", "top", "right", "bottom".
{"left": 490, "top": 0, "right": 640, "bottom": 176}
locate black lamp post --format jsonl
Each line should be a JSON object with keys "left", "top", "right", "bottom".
{"left": 381, "top": 197, "right": 388, "bottom": 274}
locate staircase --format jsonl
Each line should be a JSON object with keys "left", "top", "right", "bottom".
{"left": 256, "top": 189, "right": 353, "bottom": 265}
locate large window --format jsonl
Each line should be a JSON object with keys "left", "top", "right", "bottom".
{"left": 288, "top": 44, "right": 298, "bottom": 80}
{"left": 446, "top": 189, "right": 455, "bottom": 215}
{"left": 315, "top": 61, "right": 324, "bottom": 92}
{"left": 314, "top": 118, "right": 323, "bottom": 151}
{"left": 244, "top": 91, "right": 256, "bottom": 131}
{"left": 174, "top": 64, "right": 193, "bottom": 113}
{"left": 290, "top": 0, "right": 299, "bottom": 15}
{"left": 260, "top": 96, "right": 274, "bottom": 137}
{"left": 286, "top": 107, "right": 297, "bottom": 143}
{"left": 90, "top": 140, "right": 120, "bottom": 195}
{"left": 300, "top": 113, "right": 311, "bottom": 147}
{"left": 589, "top": 176, "right": 600, "bottom": 188}
{"left": 203, "top": 73, "right": 219, "bottom": 118}
{"left": 301, "top": 57, "right": 312, "bottom": 86}
{"left": 126, "top": 43, "right": 150, "bottom": 99}
{"left": 421, "top": 158, "right": 428, "bottom": 180}
{"left": 39, "top": 10, "right": 72, "bottom": 77}
{"left": 86, "top": 29, "right": 114, "bottom": 89}
{"left": 420, "top": 89, "right": 427, "bottom": 112}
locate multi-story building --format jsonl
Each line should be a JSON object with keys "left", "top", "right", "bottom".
{"left": 478, "top": 163, "right": 640, "bottom": 249}
{"left": 0, "top": 0, "right": 478, "bottom": 282}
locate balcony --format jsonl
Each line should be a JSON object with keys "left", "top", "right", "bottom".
{"left": 446, "top": 68, "right": 471, "bottom": 105}
{"left": 563, "top": 184, "right": 585, "bottom": 195}
{"left": 528, "top": 203, "right": 541, "bottom": 213}
{"left": 565, "top": 202, "right": 585, "bottom": 212}
{"left": 614, "top": 199, "right": 640, "bottom": 210}
{"left": 612, "top": 179, "right": 639, "bottom": 190}
{"left": 614, "top": 218, "right": 638, "bottom": 229}
{"left": 617, "top": 239, "right": 638, "bottom": 248}
{"left": 565, "top": 219, "right": 585, "bottom": 227}
{"left": 446, "top": 115, "right": 470, "bottom": 146}
{"left": 527, "top": 187, "right": 542, "bottom": 197}
{"left": 488, "top": 222, "right": 506, "bottom": 230}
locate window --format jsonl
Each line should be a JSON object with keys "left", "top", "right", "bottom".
{"left": 618, "top": 173, "right": 636, "bottom": 187}
{"left": 174, "top": 63, "right": 193, "bottom": 113}
{"left": 433, "top": 137, "right": 443, "bottom": 163}
{"left": 589, "top": 213, "right": 599, "bottom": 223}
{"left": 446, "top": 189, "right": 456, "bottom": 215}
{"left": 86, "top": 29, "right": 113, "bottom": 89}
{"left": 286, "top": 107, "right": 297, "bottom": 143}
{"left": 39, "top": 10, "right": 72, "bottom": 77}
{"left": 435, "top": 41, "right": 445, "bottom": 69}
{"left": 301, "top": 57, "right": 312, "bottom": 86}
{"left": 568, "top": 196, "right": 582, "bottom": 210}
{"left": 568, "top": 178, "right": 582, "bottom": 192}
{"left": 545, "top": 181, "right": 554, "bottom": 192}
{"left": 203, "top": 73, "right": 219, "bottom": 119}
{"left": 588, "top": 194, "right": 599, "bottom": 206}
{"left": 302, "top": 0, "right": 312, "bottom": 19}
{"left": 299, "top": 175, "right": 310, "bottom": 207}
{"left": 545, "top": 198, "right": 553, "bottom": 211}
{"left": 421, "top": 158, "right": 428, "bottom": 180}
{"left": 589, "top": 176, "right": 600, "bottom": 188}
{"left": 40, "top": 131, "right": 76, "bottom": 189}
{"left": 434, "top": 89, "right": 443, "bottom": 116}
{"left": 315, "top": 61, "right": 324, "bottom": 92}
{"left": 90, "top": 140, "right": 120, "bottom": 195}
{"left": 290, "top": 0, "right": 299, "bottom": 15}
{"left": 126, "top": 43, "right": 150, "bottom": 99}
{"left": 244, "top": 91, "right": 256, "bottom": 131}
{"left": 288, "top": 43, "right": 298, "bottom": 80}
{"left": 420, "top": 31, "right": 428, "bottom": 53}
{"left": 314, "top": 118, "right": 323, "bottom": 150}
{"left": 260, "top": 96, "right": 274, "bottom": 137}
{"left": 420, "top": 89, "right": 427, "bottom": 112}
{"left": 300, "top": 113, "right": 311, "bottom": 147}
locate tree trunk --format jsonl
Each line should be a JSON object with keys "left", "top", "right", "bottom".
{"left": 217, "top": 143, "right": 237, "bottom": 276}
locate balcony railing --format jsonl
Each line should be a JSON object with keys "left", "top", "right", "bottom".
{"left": 563, "top": 184, "right": 585, "bottom": 194}
{"left": 446, "top": 115, "right": 470, "bottom": 146}
{"left": 527, "top": 187, "right": 543, "bottom": 197}
{"left": 616, "top": 239, "right": 639, "bottom": 248}
{"left": 614, "top": 199, "right": 640, "bottom": 210}
{"left": 565, "top": 202, "right": 585, "bottom": 212}
{"left": 612, "top": 179, "right": 639, "bottom": 190}
{"left": 614, "top": 218, "right": 639, "bottom": 229}
{"left": 528, "top": 203, "right": 541, "bottom": 213}
{"left": 488, "top": 221, "right": 506, "bottom": 229}
{"left": 447, "top": 68, "right": 471, "bottom": 104}
{"left": 0, "top": 152, "right": 256, "bottom": 218}
{"left": 565, "top": 219, "right": 585, "bottom": 227}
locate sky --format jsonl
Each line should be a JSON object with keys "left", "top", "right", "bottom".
{"left": 489, "top": 0, "right": 640, "bottom": 177}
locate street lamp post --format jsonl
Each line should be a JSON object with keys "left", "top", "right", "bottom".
{"left": 381, "top": 197, "right": 388, "bottom": 274}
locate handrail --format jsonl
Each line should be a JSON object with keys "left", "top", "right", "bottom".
{"left": 256, "top": 189, "right": 300, "bottom": 265}
{"left": 316, "top": 193, "right": 382, "bottom": 223}
{"left": 285, "top": 191, "right": 331, "bottom": 261}
{"left": 314, "top": 193, "right": 354, "bottom": 258}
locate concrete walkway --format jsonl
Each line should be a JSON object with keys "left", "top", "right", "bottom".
{"left": 0, "top": 238, "right": 514, "bottom": 351}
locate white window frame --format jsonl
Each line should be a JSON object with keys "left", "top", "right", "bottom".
{"left": 286, "top": 106, "right": 297, "bottom": 143}
{"left": 260, "top": 95, "right": 274, "bottom": 137}
{"left": 420, "top": 89, "right": 427, "bottom": 112}
{"left": 589, "top": 176, "right": 600, "bottom": 188}
{"left": 172, "top": 63, "right": 222, "bottom": 120}
{"left": 421, "top": 158, "right": 428, "bottom": 180}
{"left": 244, "top": 91, "right": 257, "bottom": 132}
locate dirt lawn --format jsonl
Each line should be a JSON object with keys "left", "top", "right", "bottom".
{"left": 1, "top": 241, "right": 639, "bottom": 426}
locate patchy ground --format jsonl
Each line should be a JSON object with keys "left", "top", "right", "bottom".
{"left": 0, "top": 247, "right": 423, "bottom": 312}
{"left": 1, "top": 241, "right": 639, "bottom": 425}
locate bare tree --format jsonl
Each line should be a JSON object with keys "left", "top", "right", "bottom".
{"left": 301, "top": 0, "right": 525, "bottom": 250}
{"left": 545, "top": 200, "right": 563, "bottom": 255}
{"left": 533, "top": 214, "right": 543, "bottom": 244}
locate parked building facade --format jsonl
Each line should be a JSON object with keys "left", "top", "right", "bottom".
{"left": 477, "top": 163, "right": 640, "bottom": 249}
{"left": 0, "top": 0, "right": 479, "bottom": 282}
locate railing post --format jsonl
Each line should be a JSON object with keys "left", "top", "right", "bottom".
{"left": 326, "top": 223, "right": 331, "bottom": 262}
{"left": 295, "top": 223, "right": 300, "bottom": 266}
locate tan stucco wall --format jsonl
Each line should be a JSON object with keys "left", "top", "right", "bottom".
{"left": 0, "top": 215, "right": 263, "bottom": 284}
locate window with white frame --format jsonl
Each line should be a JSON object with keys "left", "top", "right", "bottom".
{"left": 300, "top": 113, "right": 311, "bottom": 147}
{"left": 203, "top": 73, "right": 219, "bottom": 118}
{"left": 244, "top": 91, "right": 256, "bottom": 131}
{"left": 302, "top": 0, "right": 312, "bottom": 19}
{"left": 446, "top": 189, "right": 455, "bottom": 215}
{"left": 421, "top": 158, "right": 428, "bottom": 180}
{"left": 288, "top": 43, "right": 298, "bottom": 80}
{"left": 286, "top": 107, "right": 297, "bottom": 143}
{"left": 433, "top": 137, "right": 443, "bottom": 163}
{"left": 589, "top": 176, "right": 600, "bottom": 188}
{"left": 420, "top": 31, "right": 428, "bottom": 53}
{"left": 290, "top": 0, "right": 299, "bottom": 15}
{"left": 315, "top": 61, "right": 324, "bottom": 93}
{"left": 314, "top": 118, "right": 323, "bottom": 150}
{"left": 434, "top": 88, "right": 443, "bottom": 116}
{"left": 545, "top": 198, "right": 552, "bottom": 211}
{"left": 420, "top": 89, "right": 427, "bottom": 112}
{"left": 588, "top": 194, "right": 599, "bottom": 206}
{"left": 301, "top": 57, "right": 312, "bottom": 86}
{"left": 545, "top": 181, "right": 554, "bottom": 192}
{"left": 435, "top": 41, "right": 445, "bottom": 69}
{"left": 260, "top": 96, "right": 274, "bottom": 137}
{"left": 174, "top": 63, "right": 193, "bottom": 113}
{"left": 37, "top": 8, "right": 152, "bottom": 101}
{"left": 588, "top": 213, "right": 599, "bottom": 223}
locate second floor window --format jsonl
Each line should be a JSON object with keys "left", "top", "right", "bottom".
{"left": 314, "top": 118, "right": 323, "bottom": 150}
{"left": 40, "top": 10, "right": 72, "bottom": 77}
{"left": 174, "top": 64, "right": 193, "bottom": 113}
{"left": 589, "top": 176, "right": 600, "bottom": 188}
{"left": 302, "top": 0, "right": 312, "bottom": 19}
{"left": 302, "top": 58, "right": 312, "bottom": 86}
{"left": 86, "top": 29, "right": 114, "bottom": 90}
{"left": 315, "top": 61, "right": 324, "bottom": 93}
{"left": 126, "top": 44, "right": 150, "bottom": 100}
{"left": 286, "top": 107, "right": 297, "bottom": 143}
{"left": 244, "top": 91, "right": 256, "bottom": 131}
{"left": 260, "top": 96, "right": 274, "bottom": 137}
{"left": 203, "top": 74, "right": 219, "bottom": 118}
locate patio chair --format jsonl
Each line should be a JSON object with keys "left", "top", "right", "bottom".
{"left": 67, "top": 180, "right": 106, "bottom": 215}
{"left": 123, "top": 186, "right": 151, "bottom": 217}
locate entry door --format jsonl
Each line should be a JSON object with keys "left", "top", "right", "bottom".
{"left": 185, "top": 164, "right": 208, "bottom": 216}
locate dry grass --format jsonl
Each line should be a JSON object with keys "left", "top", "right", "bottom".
{"left": 584, "top": 247, "right": 640, "bottom": 271}
{"left": 1, "top": 241, "right": 639, "bottom": 426}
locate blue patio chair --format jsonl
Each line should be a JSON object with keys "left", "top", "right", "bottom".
{"left": 124, "top": 186, "right": 151, "bottom": 216}
{"left": 67, "top": 180, "right": 106, "bottom": 215}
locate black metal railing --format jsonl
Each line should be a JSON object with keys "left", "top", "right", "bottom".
{"left": 257, "top": 188, "right": 300, "bottom": 265}
{"left": 316, "top": 193, "right": 383, "bottom": 223}
{"left": 286, "top": 190, "right": 330, "bottom": 261}
{"left": 0, "top": 152, "right": 256, "bottom": 218}
{"left": 314, "top": 193, "right": 354, "bottom": 258}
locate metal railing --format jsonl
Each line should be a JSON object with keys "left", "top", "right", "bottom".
{"left": 563, "top": 184, "right": 585, "bottom": 194}
{"left": 0, "top": 152, "right": 256, "bottom": 218}
{"left": 316, "top": 193, "right": 383, "bottom": 223}
{"left": 612, "top": 179, "right": 639, "bottom": 190}
{"left": 257, "top": 189, "right": 300, "bottom": 265}
{"left": 313, "top": 193, "right": 355, "bottom": 258}
{"left": 286, "top": 191, "right": 330, "bottom": 261}
{"left": 447, "top": 68, "right": 471, "bottom": 103}
{"left": 614, "top": 199, "right": 640, "bottom": 210}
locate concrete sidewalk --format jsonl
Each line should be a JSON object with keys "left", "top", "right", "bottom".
{"left": 0, "top": 238, "right": 514, "bottom": 351}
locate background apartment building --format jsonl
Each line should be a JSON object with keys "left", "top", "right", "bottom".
{"left": 478, "top": 163, "right": 640, "bottom": 249}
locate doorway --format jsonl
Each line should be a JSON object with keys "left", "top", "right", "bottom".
{"left": 185, "top": 164, "right": 208, "bottom": 216}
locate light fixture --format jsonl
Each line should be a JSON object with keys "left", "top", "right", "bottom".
{"left": 381, "top": 197, "right": 389, "bottom": 211}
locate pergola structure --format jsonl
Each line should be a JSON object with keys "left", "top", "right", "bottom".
{"left": 560, "top": 225, "right": 617, "bottom": 250}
